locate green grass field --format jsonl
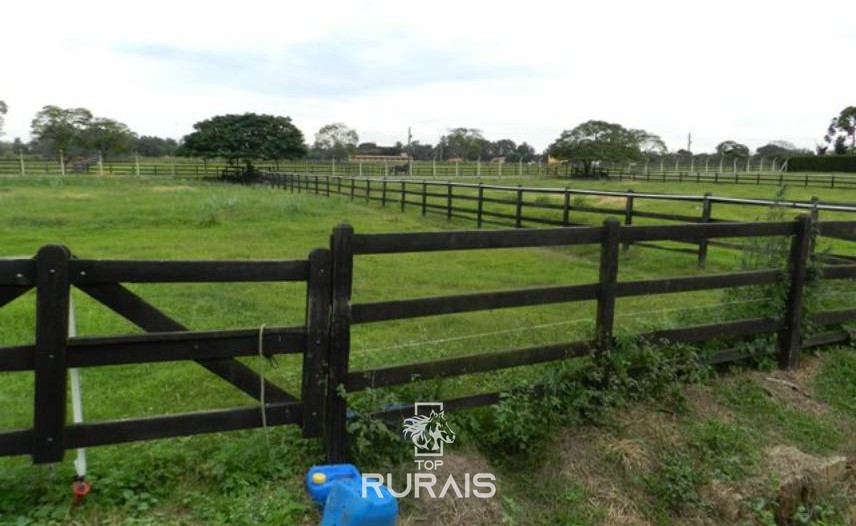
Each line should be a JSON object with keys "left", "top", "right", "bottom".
{"left": 0, "top": 175, "right": 853, "bottom": 525}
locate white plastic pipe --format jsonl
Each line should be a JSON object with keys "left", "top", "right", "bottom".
{"left": 68, "top": 296, "right": 87, "bottom": 478}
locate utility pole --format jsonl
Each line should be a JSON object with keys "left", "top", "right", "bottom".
{"left": 687, "top": 132, "right": 692, "bottom": 153}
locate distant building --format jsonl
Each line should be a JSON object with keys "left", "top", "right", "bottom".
{"left": 490, "top": 156, "right": 506, "bottom": 164}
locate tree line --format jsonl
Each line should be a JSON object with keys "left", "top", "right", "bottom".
{"left": 0, "top": 101, "right": 854, "bottom": 174}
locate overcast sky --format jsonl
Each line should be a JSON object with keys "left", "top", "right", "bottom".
{"left": 1, "top": 0, "right": 854, "bottom": 153}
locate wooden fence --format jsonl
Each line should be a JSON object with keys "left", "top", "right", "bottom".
{"left": 256, "top": 172, "right": 856, "bottom": 266}
{"left": 4, "top": 157, "right": 856, "bottom": 189}
{"left": 1, "top": 217, "right": 855, "bottom": 464}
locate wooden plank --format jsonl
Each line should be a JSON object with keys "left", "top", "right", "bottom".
{"left": 78, "top": 283, "right": 298, "bottom": 403}
{"left": 346, "top": 340, "right": 591, "bottom": 391}
{"left": 326, "top": 224, "right": 354, "bottom": 463}
{"left": 802, "top": 331, "right": 850, "bottom": 349}
{"left": 351, "top": 283, "right": 599, "bottom": 324}
{"left": 0, "top": 429, "right": 32, "bottom": 457}
{"left": 351, "top": 226, "right": 603, "bottom": 254}
{"left": 515, "top": 187, "right": 524, "bottom": 228}
{"left": 638, "top": 317, "right": 784, "bottom": 344}
{"left": 302, "top": 248, "right": 332, "bottom": 438}
{"left": 0, "top": 285, "right": 31, "bottom": 308}
{"left": 622, "top": 221, "right": 795, "bottom": 243}
{"left": 821, "top": 265, "right": 856, "bottom": 280}
{"left": 0, "top": 259, "right": 35, "bottom": 286}
{"left": 698, "top": 193, "right": 713, "bottom": 267}
{"left": 779, "top": 215, "right": 812, "bottom": 370}
{"left": 0, "top": 345, "right": 33, "bottom": 371}
{"left": 596, "top": 219, "right": 620, "bottom": 354}
{"left": 477, "top": 184, "right": 484, "bottom": 228}
{"left": 623, "top": 191, "right": 633, "bottom": 251}
{"left": 33, "top": 245, "right": 70, "bottom": 463}
{"left": 616, "top": 270, "right": 780, "bottom": 297}
{"left": 66, "top": 327, "right": 306, "bottom": 367}
{"left": 812, "top": 308, "right": 856, "bottom": 326}
{"left": 70, "top": 259, "right": 309, "bottom": 284}
{"left": 631, "top": 210, "right": 702, "bottom": 223}
{"left": 816, "top": 221, "right": 856, "bottom": 240}
{"left": 65, "top": 402, "right": 303, "bottom": 449}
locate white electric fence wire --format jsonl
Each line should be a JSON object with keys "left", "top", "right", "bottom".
{"left": 68, "top": 296, "right": 86, "bottom": 479}
{"left": 351, "top": 297, "right": 771, "bottom": 357}
{"left": 258, "top": 324, "right": 269, "bottom": 446}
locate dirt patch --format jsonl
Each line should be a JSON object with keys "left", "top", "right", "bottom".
{"left": 152, "top": 185, "right": 195, "bottom": 192}
{"left": 400, "top": 450, "right": 503, "bottom": 526}
{"left": 553, "top": 428, "right": 653, "bottom": 526}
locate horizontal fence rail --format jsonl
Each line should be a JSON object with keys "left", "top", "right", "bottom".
{"left": 1, "top": 216, "right": 854, "bottom": 464}
{"left": 253, "top": 172, "right": 856, "bottom": 266}
{"left": 3, "top": 156, "right": 856, "bottom": 188}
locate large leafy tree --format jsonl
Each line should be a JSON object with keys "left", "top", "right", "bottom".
{"left": 30, "top": 105, "right": 93, "bottom": 159}
{"left": 548, "top": 120, "right": 650, "bottom": 175}
{"left": 312, "top": 122, "right": 358, "bottom": 160}
{"left": 824, "top": 106, "right": 856, "bottom": 154}
{"left": 715, "top": 140, "right": 750, "bottom": 158}
{"left": 82, "top": 118, "right": 136, "bottom": 158}
{"left": 438, "top": 128, "right": 489, "bottom": 160}
{"left": 178, "top": 113, "right": 307, "bottom": 170}
{"left": 134, "top": 135, "right": 178, "bottom": 157}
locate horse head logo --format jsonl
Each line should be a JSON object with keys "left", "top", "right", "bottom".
{"left": 402, "top": 410, "right": 456, "bottom": 455}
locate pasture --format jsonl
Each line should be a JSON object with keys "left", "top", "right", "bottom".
{"left": 0, "top": 175, "right": 854, "bottom": 525}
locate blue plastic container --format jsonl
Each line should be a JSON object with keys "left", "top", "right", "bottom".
{"left": 306, "top": 464, "right": 361, "bottom": 507}
{"left": 320, "top": 477, "right": 398, "bottom": 526}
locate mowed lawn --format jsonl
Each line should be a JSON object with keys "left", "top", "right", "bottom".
{"left": 0, "top": 175, "right": 853, "bottom": 524}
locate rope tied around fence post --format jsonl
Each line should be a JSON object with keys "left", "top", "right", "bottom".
{"left": 257, "top": 324, "right": 278, "bottom": 447}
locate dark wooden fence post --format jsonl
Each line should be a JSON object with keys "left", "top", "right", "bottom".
{"left": 302, "top": 248, "right": 332, "bottom": 438}
{"left": 515, "top": 186, "right": 523, "bottom": 228}
{"left": 325, "top": 225, "right": 354, "bottom": 462}
{"left": 400, "top": 181, "right": 406, "bottom": 212}
{"left": 623, "top": 190, "right": 634, "bottom": 251}
{"left": 366, "top": 179, "right": 371, "bottom": 203}
{"left": 350, "top": 178, "right": 355, "bottom": 200}
{"left": 315, "top": 175, "right": 319, "bottom": 194}
{"left": 325, "top": 175, "right": 330, "bottom": 196}
{"left": 297, "top": 174, "right": 302, "bottom": 193}
{"left": 477, "top": 183, "right": 484, "bottom": 228}
{"left": 562, "top": 188, "right": 571, "bottom": 226}
{"left": 421, "top": 182, "right": 427, "bottom": 216}
{"left": 33, "top": 245, "right": 71, "bottom": 463}
{"left": 446, "top": 182, "right": 453, "bottom": 220}
{"left": 698, "top": 193, "right": 713, "bottom": 267}
{"left": 778, "top": 214, "right": 812, "bottom": 370}
{"left": 809, "top": 196, "right": 819, "bottom": 255}
{"left": 381, "top": 178, "right": 387, "bottom": 207}
{"left": 337, "top": 176, "right": 342, "bottom": 195}
{"left": 596, "top": 219, "right": 620, "bottom": 356}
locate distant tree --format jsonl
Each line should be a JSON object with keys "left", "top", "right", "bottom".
{"left": 134, "top": 135, "right": 178, "bottom": 157}
{"left": 715, "top": 140, "right": 750, "bottom": 158}
{"left": 409, "top": 141, "right": 435, "bottom": 161}
{"left": 313, "top": 122, "right": 359, "bottom": 160}
{"left": 30, "top": 105, "right": 93, "bottom": 160}
{"left": 177, "top": 113, "right": 306, "bottom": 173}
{"left": 824, "top": 106, "right": 856, "bottom": 154}
{"left": 632, "top": 129, "right": 667, "bottom": 154}
{"left": 82, "top": 118, "right": 136, "bottom": 158}
{"left": 547, "top": 120, "right": 647, "bottom": 176}
{"left": 438, "top": 128, "right": 489, "bottom": 160}
{"left": 0, "top": 100, "right": 7, "bottom": 137}
{"left": 511, "top": 142, "right": 537, "bottom": 162}
{"left": 486, "top": 139, "right": 517, "bottom": 160}
{"left": 755, "top": 140, "right": 805, "bottom": 158}
{"left": 12, "top": 137, "right": 28, "bottom": 154}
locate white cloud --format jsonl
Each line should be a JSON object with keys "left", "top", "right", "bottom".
{"left": 1, "top": 0, "right": 854, "bottom": 152}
